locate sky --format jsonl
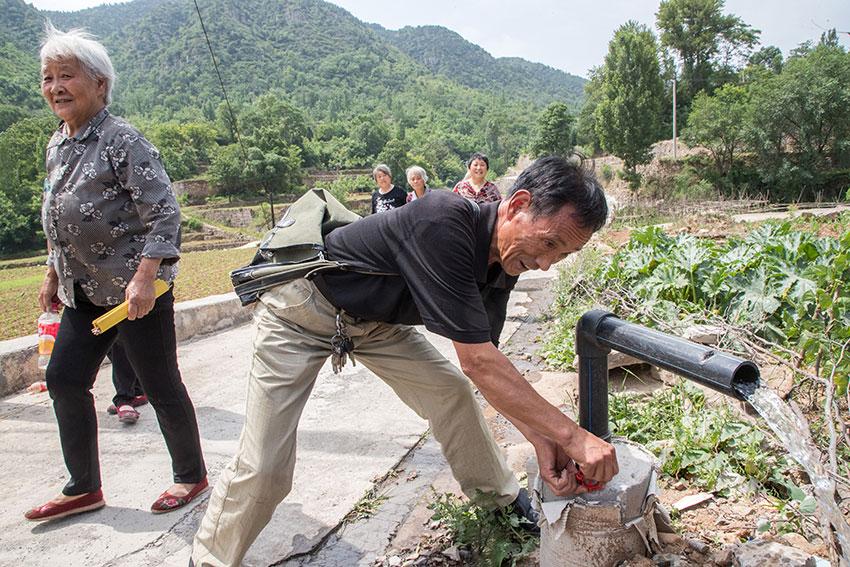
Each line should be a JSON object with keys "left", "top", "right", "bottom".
{"left": 25, "top": 0, "right": 850, "bottom": 79}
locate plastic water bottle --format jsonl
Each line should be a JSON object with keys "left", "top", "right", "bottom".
{"left": 37, "top": 306, "right": 61, "bottom": 370}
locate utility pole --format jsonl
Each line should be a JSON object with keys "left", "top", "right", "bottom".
{"left": 672, "top": 76, "right": 678, "bottom": 160}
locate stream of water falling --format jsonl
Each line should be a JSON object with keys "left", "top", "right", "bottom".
{"left": 743, "top": 386, "right": 850, "bottom": 566}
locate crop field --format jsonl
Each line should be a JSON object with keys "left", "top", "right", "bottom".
{"left": 0, "top": 247, "right": 256, "bottom": 341}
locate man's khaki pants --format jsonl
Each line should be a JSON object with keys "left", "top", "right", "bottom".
{"left": 192, "top": 279, "right": 518, "bottom": 566}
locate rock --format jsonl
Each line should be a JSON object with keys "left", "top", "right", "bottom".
{"left": 778, "top": 532, "right": 825, "bottom": 557}
{"left": 672, "top": 492, "right": 713, "bottom": 512}
{"left": 659, "top": 532, "right": 683, "bottom": 546}
{"left": 441, "top": 546, "right": 460, "bottom": 562}
{"left": 652, "top": 552, "right": 686, "bottom": 566}
{"left": 760, "top": 364, "right": 795, "bottom": 399}
{"left": 713, "top": 545, "right": 735, "bottom": 566}
{"left": 619, "top": 556, "right": 654, "bottom": 566}
{"left": 682, "top": 324, "right": 722, "bottom": 345}
{"left": 687, "top": 539, "right": 710, "bottom": 554}
{"left": 607, "top": 350, "right": 643, "bottom": 370}
{"left": 733, "top": 539, "right": 814, "bottom": 566}
{"left": 388, "top": 555, "right": 402, "bottom": 567}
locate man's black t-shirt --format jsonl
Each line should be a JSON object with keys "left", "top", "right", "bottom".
{"left": 371, "top": 185, "right": 407, "bottom": 214}
{"left": 316, "top": 191, "right": 516, "bottom": 345}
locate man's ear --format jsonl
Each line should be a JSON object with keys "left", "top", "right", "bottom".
{"left": 505, "top": 190, "right": 531, "bottom": 220}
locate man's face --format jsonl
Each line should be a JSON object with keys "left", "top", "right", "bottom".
{"left": 496, "top": 191, "right": 594, "bottom": 276}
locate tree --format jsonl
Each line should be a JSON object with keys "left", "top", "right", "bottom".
{"left": 207, "top": 144, "right": 246, "bottom": 202}
{"left": 575, "top": 69, "right": 604, "bottom": 154}
{"left": 657, "top": 0, "right": 758, "bottom": 104}
{"left": 376, "top": 137, "right": 412, "bottom": 187}
{"left": 747, "top": 44, "right": 850, "bottom": 201}
{"left": 595, "top": 22, "right": 665, "bottom": 182}
{"left": 682, "top": 84, "right": 749, "bottom": 179}
{"left": 244, "top": 145, "right": 303, "bottom": 224}
{"left": 0, "top": 114, "right": 55, "bottom": 253}
{"left": 144, "top": 121, "right": 217, "bottom": 181}
{"left": 531, "top": 102, "right": 575, "bottom": 157}
{"left": 748, "top": 46, "right": 784, "bottom": 74}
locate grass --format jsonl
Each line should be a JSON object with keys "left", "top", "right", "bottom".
{"left": 429, "top": 490, "right": 538, "bottom": 567}
{"left": 0, "top": 246, "right": 256, "bottom": 341}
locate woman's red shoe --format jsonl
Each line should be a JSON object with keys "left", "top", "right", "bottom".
{"left": 150, "top": 477, "right": 209, "bottom": 514}
{"left": 25, "top": 489, "right": 105, "bottom": 521}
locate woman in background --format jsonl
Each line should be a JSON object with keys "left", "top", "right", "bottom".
{"left": 370, "top": 163, "right": 407, "bottom": 214}
{"left": 405, "top": 165, "right": 432, "bottom": 203}
{"left": 452, "top": 152, "right": 501, "bottom": 203}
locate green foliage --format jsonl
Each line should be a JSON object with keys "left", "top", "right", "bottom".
{"left": 575, "top": 68, "right": 604, "bottom": 155}
{"left": 429, "top": 491, "right": 538, "bottom": 567}
{"left": 671, "top": 164, "right": 716, "bottom": 200}
{"left": 207, "top": 144, "right": 247, "bottom": 200}
{"left": 657, "top": 0, "right": 759, "bottom": 106}
{"left": 376, "top": 24, "right": 585, "bottom": 108}
{"left": 760, "top": 473, "right": 818, "bottom": 535}
{"left": 0, "top": 41, "right": 42, "bottom": 112}
{"left": 610, "top": 381, "right": 789, "bottom": 492}
{"left": 0, "top": 113, "right": 55, "bottom": 254}
{"left": 749, "top": 46, "right": 784, "bottom": 74}
{"left": 600, "top": 163, "right": 614, "bottom": 183}
{"left": 181, "top": 216, "right": 204, "bottom": 232}
{"left": 142, "top": 120, "right": 217, "bottom": 181}
{"left": 323, "top": 174, "right": 373, "bottom": 207}
{"left": 541, "top": 248, "right": 604, "bottom": 368}
{"left": 747, "top": 44, "right": 850, "bottom": 201}
{"left": 531, "top": 102, "right": 575, "bottom": 157}
{"left": 683, "top": 84, "right": 749, "bottom": 179}
{"left": 595, "top": 21, "right": 665, "bottom": 175}
{"left": 546, "top": 218, "right": 850, "bottom": 398}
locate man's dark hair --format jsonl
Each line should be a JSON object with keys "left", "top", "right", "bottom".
{"left": 508, "top": 154, "right": 608, "bottom": 232}
{"left": 466, "top": 152, "right": 489, "bottom": 169}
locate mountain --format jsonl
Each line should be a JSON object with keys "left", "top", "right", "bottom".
{"left": 373, "top": 24, "right": 585, "bottom": 108}
{"left": 3, "top": 0, "right": 584, "bottom": 120}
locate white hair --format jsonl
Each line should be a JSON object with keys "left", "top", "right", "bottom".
{"left": 40, "top": 22, "right": 116, "bottom": 105}
{"left": 405, "top": 165, "right": 429, "bottom": 183}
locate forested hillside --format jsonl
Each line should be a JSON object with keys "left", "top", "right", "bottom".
{"left": 374, "top": 24, "right": 585, "bottom": 108}
{"left": 0, "top": 0, "right": 587, "bottom": 122}
{"left": 0, "top": 0, "right": 586, "bottom": 254}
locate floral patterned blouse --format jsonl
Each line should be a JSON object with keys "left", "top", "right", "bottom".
{"left": 42, "top": 108, "right": 181, "bottom": 308}
{"left": 452, "top": 179, "right": 502, "bottom": 203}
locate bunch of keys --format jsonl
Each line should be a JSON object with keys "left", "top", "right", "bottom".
{"left": 330, "top": 311, "right": 355, "bottom": 374}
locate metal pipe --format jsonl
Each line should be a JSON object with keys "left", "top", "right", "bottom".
{"left": 575, "top": 310, "right": 761, "bottom": 439}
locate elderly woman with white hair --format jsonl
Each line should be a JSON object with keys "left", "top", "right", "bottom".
{"left": 25, "top": 24, "right": 207, "bottom": 522}
{"left": 405, "top": 165, "right": 432, "bottom": 203}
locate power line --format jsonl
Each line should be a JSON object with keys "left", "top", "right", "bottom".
{"left": 192, "top": 0, "right": 249, "bottom": 164}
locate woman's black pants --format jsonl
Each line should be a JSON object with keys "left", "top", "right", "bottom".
{"left": 45, "top": 285, "right": 206, "bottom": 495}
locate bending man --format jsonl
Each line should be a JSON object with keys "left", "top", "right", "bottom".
{"left": 192, "top": 155, "right": 619, "bottom": 566}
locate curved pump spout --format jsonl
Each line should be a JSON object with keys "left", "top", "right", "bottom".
{"left": 575, "top": 310, "right": 761, "bottom": 440}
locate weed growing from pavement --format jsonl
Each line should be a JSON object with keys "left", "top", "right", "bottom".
{"left": 348, "top": 487, "right": 389, "bottom": 521}
{"left": 428, "top": 491, "right": 538, "bottom": 567}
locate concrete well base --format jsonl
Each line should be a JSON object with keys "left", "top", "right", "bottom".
{"left": 533, "top": 439, "right": 659, "bottom": 567}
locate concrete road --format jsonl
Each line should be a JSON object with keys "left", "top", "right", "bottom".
{"left": 0, "top": 273, "right": 544, "bottom": 567}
